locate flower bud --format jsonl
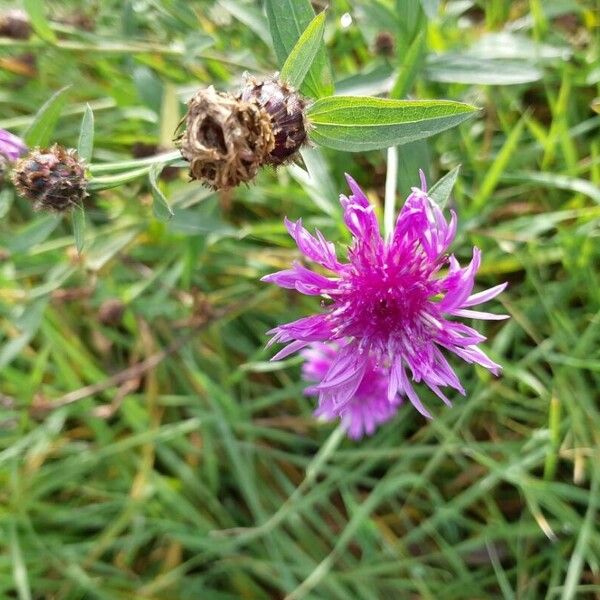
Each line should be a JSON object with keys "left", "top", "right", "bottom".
{"left": 179, "top": 86, "right": 275, "bottom": 190}
{"left": 0, "top": 128, "right": 27, "bottom": 162}
{"left": 238, "top": 76, "right": 308, "bottom": 165}
{"left": 0, "top": 9, "right": 31, "bottom": 40}
{"left": 12, "top": 145, "right": 88, "bottom": 212}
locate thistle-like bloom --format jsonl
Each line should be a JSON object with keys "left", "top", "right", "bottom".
{"left": 0, "top": 128, "right": 27, "bottom": 162}
{"left": 302, "top": 342, "right": 400, "bottom": 439}
{"left": 263, "top": 171, "right": 507, "bottom": 430}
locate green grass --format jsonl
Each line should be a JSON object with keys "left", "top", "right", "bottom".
{"left": 1, "top": 0, "right": 599, "bottom": 598}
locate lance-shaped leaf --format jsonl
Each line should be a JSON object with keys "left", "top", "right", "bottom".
{"left": 306, "top": 96, "right": 478, "bottom": 152}
{"left": 24, "top": 86, "right": 71, "bottom": 147}
{"left": 280, "top": 12, "right": 326, "bottom": 90}
{"left": 429, "top": 165, "right": 461, "bottom": 208}
{"left": 265, "top": 0, "right": 333, "bottom": 98}
{"left": 149, "top": 164, "right": 174, "bottom": 222}
{"left": 77, "top": 105, "right": 94, "bottom": 163}
{"left": 72, "top": 203, "right": 86, "bottom": 254}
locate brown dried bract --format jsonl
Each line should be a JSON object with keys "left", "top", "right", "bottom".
{"left": 178, "top": 86, "right": 275, "bottom": 190}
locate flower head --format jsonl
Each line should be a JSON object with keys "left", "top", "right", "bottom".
{"left": 178, "top": 86, "right": 274, "bottom": 189}
{"left": 302, "top": 342, "right": 400, "bottom": 439}
{"left": 0, "top": 128, "right": 27, "bottom": 162}
{"left": 12, "top": 144, "right": 88, "bottom": 212}
{"left": 263, "top": 171, "right": 507, "bottom": 432}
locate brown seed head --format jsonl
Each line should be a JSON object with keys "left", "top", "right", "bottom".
{"left": 374, "top": 31, "right": 395, "bottom": 57}
{"left": 11, "top": 144, "right": 88, "bottom": 212}
{"left": 98, "top": 298, "right": 126, "bottom": 327}
{"left": 238, "top": 76, "right": 308, "bottom": 165}
{"left": 0, "top": 9, "right": 31, "bottom": 40}
{"left": 179, "top": 86, "right": 275, "bottom": 190}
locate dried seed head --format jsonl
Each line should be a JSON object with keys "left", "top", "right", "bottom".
{"left": 238, "top": 76, "right": 308, "bottom": 165}
{"left": 12, "top": 145, "right": 88, "bottom": 212}
{"left": 179, "top": 86, "right": 275, "bottom": 190}
{"left": 98, "top": 298, "right": 126, "bottom": 327}
{"left": 374, "top": 31, "right": 395, "bottom": 57}
{"left": 0, "top": 9, "right": 31, "bottom": 40}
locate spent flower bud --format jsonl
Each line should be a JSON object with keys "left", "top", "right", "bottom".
{"left": 12, "top": 144, "right": 88, "bottom": 212}
{"left": 179, "top": 86, "right": 274, "bottom": 189}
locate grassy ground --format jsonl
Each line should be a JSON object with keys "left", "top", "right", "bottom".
{"left": 1, "top": 0, "right": 599, "bottom": 598}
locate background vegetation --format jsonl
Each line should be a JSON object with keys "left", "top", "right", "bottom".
{"left": 0, "top": 0, "right": 599, "bottom": 598}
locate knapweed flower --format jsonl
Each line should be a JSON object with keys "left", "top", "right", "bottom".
{"left": 262, "top": 171, "right": 507, "bottom": 435}
{"left": 0, "top": 128, "right": 27, "bottom": 162}
{"left": 302, "top": 342, "right": 400, "bottom": 439}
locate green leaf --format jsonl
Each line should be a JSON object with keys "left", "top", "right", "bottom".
{"left": 429, "top": 165, "right": 461, "bottom": 208}
{"left": 149, "top": 164, "right": 174, "bottom": 222}
{"left": 88, "top": 166, "right": 153, "bottom": 191}
{"left": 396, "top": 140, "right": 430, "bottom": 199}
{"left": 23, "top": 0, "right": 56, "bottom": 43}
{"left": 24, "top": 86, "right": 71, "bottom": 147}
{"left": 160, "top": 84, "right": 180, "bottom": 149}
{"left": 426, "top": 55, "right": 543, "bottom": 85}
{"left": 265, "top": 0, "right": 333, "bottom": 98}
{"left": 77, "top": 105, "right": 94, "bottom": 163}
{"left": 280, "top": 12, "right": 326, "bottom": 90}
{"left": 218, "top": 0, "right": 272, "bottom": 46}
{"left": 72, "top": 204, "right": 86, "bottom": 254}
{"left": 306, "top": 96, "right": 478, "bottom": 152}
{"left": 419, "top": 0, "right": 440, "bottom": 19}
{"left": 390, "top": 30, "right": 426, "bottom": 99}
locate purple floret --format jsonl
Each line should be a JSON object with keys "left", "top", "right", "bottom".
{"left": 0, "top": 128, "right": 27, "bottom": 162}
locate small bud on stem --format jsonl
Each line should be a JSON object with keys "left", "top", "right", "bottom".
{"left": 238, "top": 76, "right": 308, "bottom": 165}
{"left": 12, "top": 145, "right": 88, "bottom": 212}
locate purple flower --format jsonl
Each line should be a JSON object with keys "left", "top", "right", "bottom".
{"left": 263, "top": 171, "right": 507, "bottom": 429}
{"left": 302, "top": 342, "right": 401, "bottom": 439}
{"left": 0, "top": 128, "right": 27, "bottom": 162}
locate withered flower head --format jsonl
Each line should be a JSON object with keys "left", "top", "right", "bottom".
{"left": 0, "top": 9, "right": 31, "bottom": 40}
{"left": 12, "top": 144, "right": 88, "bottom": 212}
{"left": 238, "top": 76, "right": 308, "bottom": 165}
{"left": 179, "top": 86, "right": 275, "bottom": 190}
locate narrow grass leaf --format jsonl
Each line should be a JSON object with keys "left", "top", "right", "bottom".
{"left": 473, "top": 115, "right": 526, "bottom": 209}
{"left": 9, "top": 523, "right": 32, "bottom": 600}
{"left": 280, "top": 12, "right": 326, "bottom": 90}
{"left": 561, "top": 471, "right": 599, "bottom": 600}
{"left": 307, "top": 97, "right": 478, "bottom": 151}
{"left": 265, "top": 0, "right": 333, "bottom": 98}
{"left": 218, "top": 0, "right": 272, "bottom": 46}
{"left": 419, "top": 0, "right": 440, "bottom": 19}
{"left": 426, "top": 55, "right": 543, "bottom": 85}
{"left": 77, "top": 104, "right": 94, "bottom": 163}
{"left": 24, "top": 86, "right": 71, "bottom": 147}
{"left": 391, "top": 30, "right": 426, "bottom": 99}
{"left": 501, "top": 171, "right": 600, "bottom": 204}
{"left": 149, "top": 163, "right": 174, "bottom": 221}
{"left": 23, "top": 0, "right": 56, "bottom": 43}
